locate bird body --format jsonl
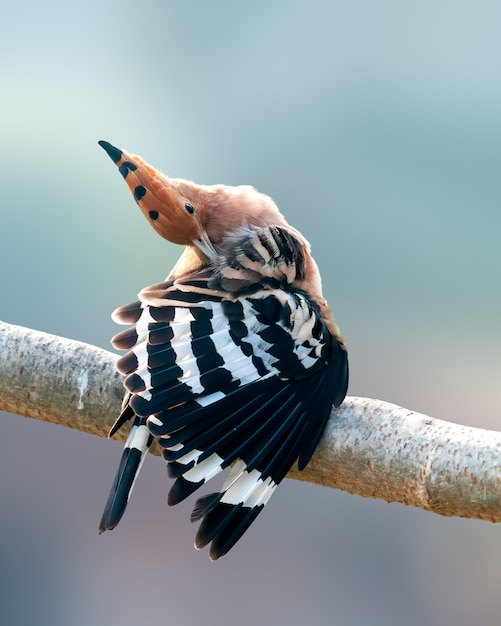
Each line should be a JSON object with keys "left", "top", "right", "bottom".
{"left": 98, "top": 140, "right": 348, "bottom": 559}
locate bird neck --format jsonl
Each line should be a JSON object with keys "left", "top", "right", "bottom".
{"left": 167, "top": 246, "right": 207, "bottom": 279}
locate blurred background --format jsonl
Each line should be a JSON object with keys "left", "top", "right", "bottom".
{"left": 1, "top": 1, "right": 500, "bottom": 624}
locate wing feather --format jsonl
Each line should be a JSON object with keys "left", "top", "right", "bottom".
{"left": 108, "top": 269, "right": 348, "bottom": 556}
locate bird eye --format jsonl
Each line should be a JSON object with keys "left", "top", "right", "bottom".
{"left": 184, "top": 202, "right": 195, "bottom": 214}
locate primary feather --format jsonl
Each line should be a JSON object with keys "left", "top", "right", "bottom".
{"left": 98, "top": 140, "right": 348, "bottom": 559}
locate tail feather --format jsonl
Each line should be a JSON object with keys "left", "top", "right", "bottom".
{"left": 99, "top": 416, "right": 153, "bottom": 533}
{"left": 209, "top": 505, "right": 262, "bottom": 560}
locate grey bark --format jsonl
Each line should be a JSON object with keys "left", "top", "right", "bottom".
{"left": 1, "top": 320, "right": 500, "bottom": 522}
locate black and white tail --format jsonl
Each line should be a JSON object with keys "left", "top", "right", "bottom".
{"left": 99, "top": 412, "right": 153, "bottom": 533}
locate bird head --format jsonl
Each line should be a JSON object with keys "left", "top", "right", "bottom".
{"left": 98, "top": 140, "right": 286, "bottom": 260}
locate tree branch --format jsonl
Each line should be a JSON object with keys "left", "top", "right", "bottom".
{"left": 1, "top": 320, "right": 500, "bottom": 522}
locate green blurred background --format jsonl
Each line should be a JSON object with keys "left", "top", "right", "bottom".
{"left": 1, "top": 1, "right": 500, "bottom": 625}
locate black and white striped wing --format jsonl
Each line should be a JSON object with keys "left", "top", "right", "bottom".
{"left": 111, "top": 271, "right": 348, "bottom": 559}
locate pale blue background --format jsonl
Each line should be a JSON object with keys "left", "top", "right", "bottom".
{"left": 1, "top": 2, "right": 500, "bottom": 625}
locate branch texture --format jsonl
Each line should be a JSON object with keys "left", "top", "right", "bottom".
{"left": 1, "top": 320, "right": 500, "bottom": 522}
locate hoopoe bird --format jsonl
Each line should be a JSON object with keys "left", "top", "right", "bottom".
{"left": 98, "top": 140, "right": 348, "bottom": 560}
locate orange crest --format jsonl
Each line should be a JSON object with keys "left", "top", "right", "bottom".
{"left": 99, "top": 140, "right": 202, "bottom": 245}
